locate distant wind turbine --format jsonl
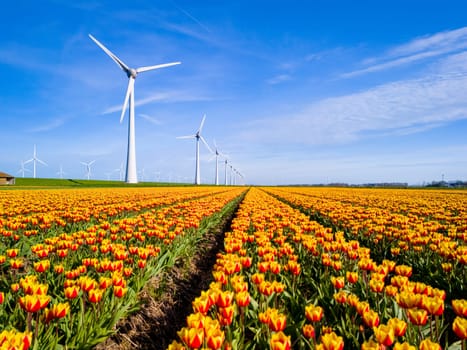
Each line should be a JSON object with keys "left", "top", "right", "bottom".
{"left": 89, "top": 34, "right": 181, "bottom": 184}
{"left": 177, "top": 115, "right": 213, "bottom": 185}
{"left": 114, "top": 162, "right": 124, "bottom": 181}
{"left": 81, "top": 160, "right": 95, "bottom": 180}
{"left": 224, "top": 159, "right": 229, "bottom": 185}
{"left": 56, "top": 165, "right": 66, "bottom": 179}
{"left": 24, "top": 145, "right": 47, "bottom": 179}
{"left": 17, "top": 161, "right": 31, "bottom": 178}
{"left": 212, "top": 140, "right": 226, "bottom": 186}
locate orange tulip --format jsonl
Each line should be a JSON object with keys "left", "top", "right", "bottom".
{"left": 393, "top": 342, "right": 416, "bottom": 350}
{"left": 269, "top": 331, "right": 291, "bottom": 350}
{"left": 88, "top": 288, "right": 104, "bottom": 303}
{"left": 305, "top": 304, "right": 324, "bottom": 322}
{"left": 363, "top": 310, "right": 380, "bottom": 328}
{"left": 218, "top": 305, "right": 235, "bottom": 326}
{"left": 19, "top": 294, "right": 50, "bottom": 313}
{"left": 394, "top": 265, "right": 412, "bottom": 277}
{"left": 319, "top": 332, "right": 344, "bottom": 350}
{"left": 388, "top": 317, "right": 407, "bottom": 337}
{"left": 235, "top": 291, "right": 250, "bottom": 308}
{"left": 333, "top": 291, "right": 348, "bottom": 304}
{"left": 421, "top": 296, "right": 444, "bottom": 316}
{"left": 331, "top": 276, "right": 345, "bottom": 289}
{"left": 192, "top": 294, "right": 211, "bottom": 314}
{"left": 268, "top": 310, "right": 287, "bottom": 332}
{"left": 419, "top": 339, "right": 442, "bottom": 350}
{"left": 113, "top": 285, "right": 127, "bottom": 298}
{"left": 216, "top": 290, "right": 234, "bottom": 308}
{"left": 373, "top": 324, "right": 395, "bottom": 346}
{"left": 361, "top": 339, "right": 382, "bottom": 350}
{"left": 64, "top": 286, "right": 80, "bottom": 299}
{"left": 346, "top": 271, "right": 358, "bottom": 284}
{"left": 369, "top": 279, "right": 385, "bottom": 293}
{"left": 178, "top": 327, "right": 204, "bottom": 349}
{"left": 303, "top": 324, "right": 316, "bottom": 339}
{"left": 206, "top": 327, "right": 224, "bottom": 349}
{"left": 452, "top": 316, "right": 467, "bottom": 340}
{"left": 452, "top": 299, "right": 467, "bottom": 317}
{"left": 406, "top": 308, "right": 428, "bottom": 326}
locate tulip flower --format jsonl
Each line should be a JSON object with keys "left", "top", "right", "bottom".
{"left": 88, "top": 288, "right": 104, "bottom": 303}
{"left": 388, "top": 317, "right": 407, "bottom": 337}
{"left": 305, "top": 304, "right": 324, "bottom": 322}
{"left": 303, "top": 324, "right": 316, "bottom": 339}
{"left": 369, "top": 279, "right": 385, "bottom": 293}
{"left": 421, "top": 296, "right": 444, "bottom": 316}
{"left": 113, "top": 285, "right": 128, "bottom": 298}
{"left": 373, "top": 324, "right": 395, "bottom": 346}
{"left": 419, "top": 339, "right": 442, "bottom": 350}
{"left": 452, "top": 299, "right": 467, "bottom": 317}
{"left": 361, "top": 339, "right": 381, "bottom": 350}
{"left": 268, "top": 310, "right": 287, "bottom": 332}
{"left": 192, "top": 294, "right": 212, "bottom": 314}
{"left": 333, "top": 291, "right": 348, "bottom": 304}
{"left": 218, "top": 305, "right": 235, "bottom": 326}
{"left": 394, "top": 265, "right": 412, "bottom": 277}
{"left": 216, "top": 290, "right": 234, "bottom": 308}
{"left": 19, "top": 294, "right": 50, "bottom": 313}
{"left": 64, "top": 286, "right": 80, "bottom": 299}
{"left": 235, "top": 291, "right": 250, "bottom": 308}
{"left": 269, "top": 331, "right": 291, "bottom": 350}
{"left": 363, "top": 310, "right": 380, "bottom": 328}
{"left": 406, "top": 308, "right": 428, "bottom": 326}
{"left": 346, "top": 271, "right": 358, "bottom": 284}
{"left": 331, "top": 276, "right": 345, "bottom": 289}
{"left": 452, "top": 316, "right": 467, "bottom": 340}
{"left": 178, "top": 327, "right": 204, "bottom": 349}
{"left": 206, "top": 327, "right": 224, "bottom": 349}
{"left": 393, "top": 342, "right": 416, "bottom": 350}
{"left": 319, "top": 332, "right": 344, "bottom": 350}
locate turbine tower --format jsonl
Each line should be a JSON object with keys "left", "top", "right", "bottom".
{"left": 24, "top": 144, "right": 47, "bottom": 179}
{"left": 81, "top": 160, "right": 95, "bottom": 180}
{"left": 57, "top": 165, "right": 66, "bottom": 179}
{"left": 89, "top": 34, "right": 181, "bottom": 184}
{"left": 17, "top": 161, "right": 30, "bottom": 178}
{"left": 212, "top": 140, "right": 226, "bottom": 186}
{"left": 177, "top": 115, "right": 213, "bottom": 185}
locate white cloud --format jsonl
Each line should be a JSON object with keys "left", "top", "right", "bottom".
{"left": 342, "top": 27, "right": 467, "bottom": 78}
{"left": 266, "top": 74, "right": 292, "bottom": 85}
{"left": 242, "top": 53, "right": 467, "bottom": 145}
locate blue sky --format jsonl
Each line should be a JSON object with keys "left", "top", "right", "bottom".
{"left": 1, "top": 1, "right": 467, "bottom": 185}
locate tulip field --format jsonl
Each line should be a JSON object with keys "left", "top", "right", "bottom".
{"left": 0, "top": 186, "right": 466, "bottom": 350}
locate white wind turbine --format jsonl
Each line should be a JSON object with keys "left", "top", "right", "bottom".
{"left": 89, "top": 34, "right": 181, "bottom": 184}
{"left": 17, "top": 161, "right": 31, "bottom": 178}
{"left": 81, "top": 160, "right": 95, "bottom": 180}
{"left": 177, "top": 115, "right": 213, "bottom": 185}
{"left": 25, "top": 145, "right": 47, "bottom": 179}
{"left": 212, "top": 140, "right": 226, "bottom": 186}
{"left": 56, "top": 165, "right": 66, "bottom": 179}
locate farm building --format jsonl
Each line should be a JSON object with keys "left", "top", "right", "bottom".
{"left": 0, "top": 172, "right": 15, "bottom": 185}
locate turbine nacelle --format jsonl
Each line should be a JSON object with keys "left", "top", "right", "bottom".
{"left": 127, "top": 68, "right": 138, "bottom": 79}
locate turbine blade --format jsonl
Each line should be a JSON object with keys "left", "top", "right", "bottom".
{"left": 89, "top": 34, "right": 131, "bottom": 73}
{"left": 120, "top": 78, "right": 135, "bottom": 123}
{"left": 24, "top": 158, "right": 33, "bottom": 164}
{"left": 37, "top": 159, "right": 47, "bottom": 166}
{"left": 200, "top": 136, "right": 213, "bottom": 153}
{"left": 198, "top": 114, "right": 206, "bottom": 133}
{"left": 136, "top": 61, "right": 181, "bottom": 73}
{"left": 176, "top": 135, "right": 196, "bottom": 139}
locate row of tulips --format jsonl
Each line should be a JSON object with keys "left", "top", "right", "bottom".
{"left": 0, "top": 187, "right": 228, "bottom": 243}
{"left": 170, "top": 187, "right": 466, "bottom": 350}
{"left": 266, "top": 187, "right": 467, "bottom": 300}
{"left": 0, "top": 186, "right": 246, "bottom": 349}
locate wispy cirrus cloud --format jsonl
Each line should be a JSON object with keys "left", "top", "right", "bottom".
{"left": 266, "top": 74, "right": 292, "bottom": 85}
{"left": 102, "top": 90, "right": 213, "bottom": 115}
{"left": 342, "top": 27, "right": 467, "bottom": 78}
{"left": 242, "top": 51, "right": 467, "bottom": 145}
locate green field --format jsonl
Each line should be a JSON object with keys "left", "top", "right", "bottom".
{"left": 2, "top": 178, "right": 192, "bottom": 189}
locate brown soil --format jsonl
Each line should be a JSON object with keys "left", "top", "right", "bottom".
{"left": 95, "top": 204, "right": 237, "bottom": 350}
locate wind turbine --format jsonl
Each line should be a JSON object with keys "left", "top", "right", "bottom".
{"left": 17, "top": 161, "right": 31, "bottom": 178}
{"left": 56, "top": 165, "right": 66, "bottom": 179}
{"left": 81, "top": 160, "right": 95, "bottom": 180}
{"left": 89, "top": 34, "right": 181, "bottom": 184}
{"left": 25, "top": 144, "right": 47, "bottom": 178}
{"left": 212, "top": 140, "right": 226, "bottom": 186}
{"left": 177, "top": 115, "right": 213, "bottom": 185}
